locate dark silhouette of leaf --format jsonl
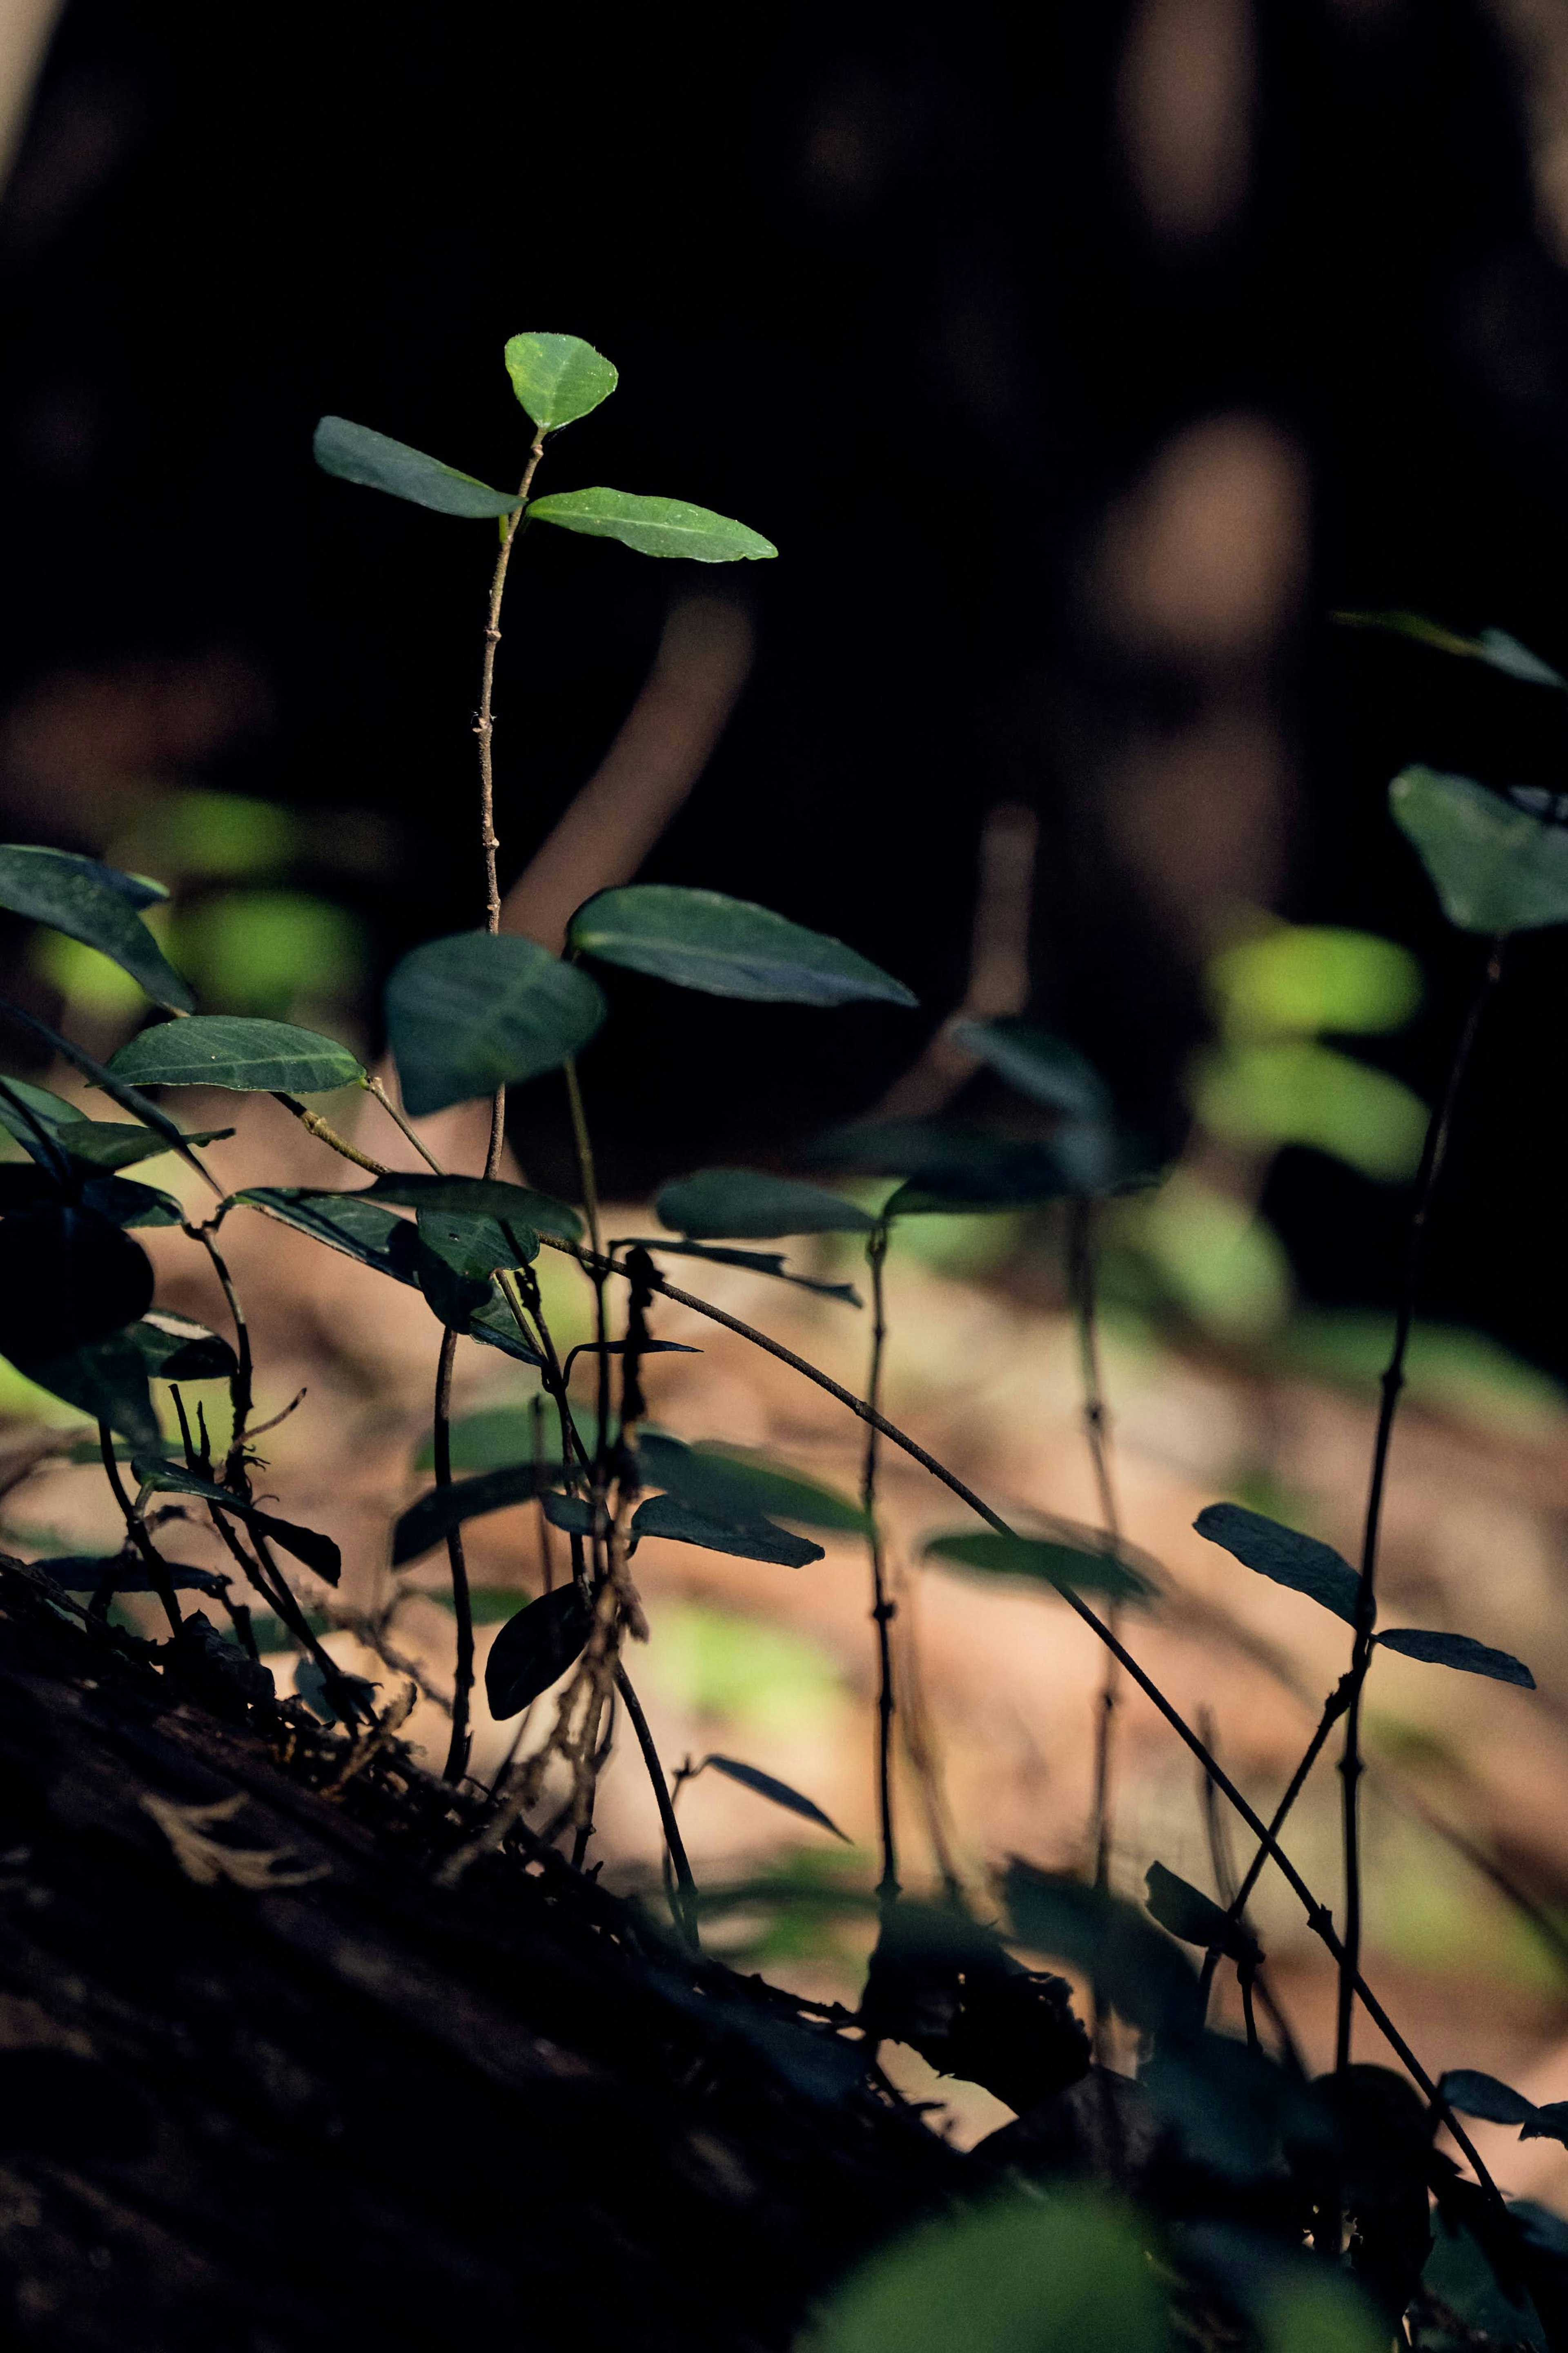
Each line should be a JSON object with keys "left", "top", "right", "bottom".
{"left": 630, "top": 1492, "right": 824, "bottom": 1567}
{"left": 486, "top": 1585, "right": 592, "bottom": 1718}
{"left": 1375, "top": 1627, "right": 1534, "bottom": 1687}
{"left": 132, "top": 1456, "right": 341, "bottom": 1584}
{"left": 951, "top": 1020, "right": 1112, "bottom": 1118}
{"left": 617, "top": 1236, "right": 860, "bottom": 1303}
{"left": 129, "top": 1315, "right": 238, "bottom": 1382}
{"left": 385, "top": 931, "right": 605, "bottom": 1116}
{"left": 43, "top": 1553, "right": 229, "bottom": 1596}
{"left": 654, "top": 1167, "right": 875, "bottom": 1239}
{"left": 392, "top": 1463, "right": 564, "bottom": 1566}
{"left": 1005, "top": 1861, "right": 1204, "bottom": 2042}
{"left": 698, "top": 1754, "right": 849, "bottom": 1840}
{"left": 0, "top": 843, "right": 192, "bottom": 1011}
{"left": 569, "top": 885, "right": 914, "bottom": 1006}
{"left": 1193, "top": 1501, "right": 1360, "bottom": 1625}
{"left": 294, "top": 1656, "right": 378, "bottom": 1726}
{"left": 924, "top": 1525, "right": 1158, "bottom": 1604}
{"left": 1440, "top": 2070, "right": 1538, "bottom": 2128}
{"left": 110, "top": 1015, "right": 362, "bottom": 1093}
{"left": 0, "top": 1207, "right": 154, "bottom": 1365}
{"left": 313, "top": 416, "right": 524, "bottom": 517}
{"left": 807, "top": 1120, "right": 1077, "bottom": 1210}
{"left": 1145, "top": 1861, "right": 1259, "bottom": 1965}
{"left": 23, "top": 1329, "right": 160, "bottom": 1450}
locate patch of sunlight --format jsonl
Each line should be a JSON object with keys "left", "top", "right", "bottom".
{"left": 0, "top": 1354, "right": 91, "bottom": 1428}
{"left": 172, "top": 890, "right": 367, "bottom": 1019}
{"left": 1209, "top": 922, "right": 1422, "bottom": 1043}
{"left": 115, "top": 790, "right": 297, "bottom": 881}
{"left": 31, "top": 921, "right": 166, "bottom": 1021}
{"left": 889, "top": 1208, "right": 1029, "bottom": 1277}
{"left": 641, "top": 1601, "right": 844, "bottom": 1735}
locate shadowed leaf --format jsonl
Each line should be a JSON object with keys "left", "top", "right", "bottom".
{"left": 1390, "top": 767, "right": 1568, "bottom": 935}
{"left": 363, "top": 1171, "right": 579, "bottom": 1241}
{"left": 618, "top": 1236, "right": 860, "bottom": 1304}
{"left": 1440, "top": 2070, "right": 1538, "bottom": 2129}
{"left": 385, "top": 931, "right": 605, "bottom": 1116}
{"left": 43, "top": 1553, "right": 229, "bottom": 1596}
{"left": 313, "top": 417, "right": 524, "bottom": 518}
{"left": 570, "top": 885, "right": 915, "bottom": 1007}
{"left": 698, "top": 1754, "right": 849, "bottom": 1841}
{"left": 1194, "top": 1501, "right": 1360, "bottom": 1626}
{"left": 392, "top": 1462, "right": 564, "bottom": 1566}
{"left": 20, "top": 1329, "right": 160, "bottom": 1450}
{"left": 503, "top": 332, "right": 617, "bottom": 428}
{"left": 654, "top": 1167, "right": 875, "bottom": 1239}
{"left": 132, "top": 1456, "right": 341, "bottom": 1584}
{"left": 809, "top": 1120, "right": 1079, "bottom": 1211}
{"left": 1145, "top": 1861, "right": 1259, "bottom": 1965}
{"left": 110, "top": 1016, "right": 363, "bottom": 1094}
{"left": 1005, "top": 1862, "right": 1204, "bottom": 2040}
{"left": 0, "top": 1207, "right": 154, "bottom": 1365}
{"left": 952, "top": 1019, "right": 1112, "bottom": 1118}
{"left": 486, "top": 1585, "right": 592, "bottom": 1717}
{"left": 638, "top": 1431, "right": 868, "bottom": 1533}
{"left": 1375, "top": 1626, "right": 1534, "bottom": 1687}
{"left": 924, "top": 1524, "right": 1158, "bottom": 1605}
{"left": 0, "top": 844, "right": 192, "bottom": 1012}
{"left": 236, "top": 1189, "right": 419, "bottom": 1284}
{"left": 129, "top": 1314, "right": 237, "bottom": 1382}
{"left": 529, "top": 488, "right": 775, "bottom": 562}
{"left": 0, "top": 1076, "right": 229, "bottom": 1170}
{"left": 631, "top": 1491, "right": 825, "bottom": 1568}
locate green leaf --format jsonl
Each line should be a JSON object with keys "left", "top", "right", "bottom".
{"left": 132, "top": 1455, "right": 341, "bottom": 1584}
{"left": 412, "top": 1210, "right": 521, "bottom": 1332}
{"left": 1441, "top": 2070, "right": 1539, "bottom": 2129}
{"left": 528, "top": 488, "right": 775, "bottom": 562}
{"left": 1194, "top": 1501, "right": 1360, "bottom": 1626}
{"left": 617, "top": 1236, "right": 862, "bottom": 1305}
{"left": 465, "top": 1296, "right": 546, "bottom": 1367}
{"left": 385, "top": 931, "right": 605, "bottom": 1116}
{"left": 415, "top": 1404, "right": 550, "bottom": 1475}
{"left": 20, "top": 1328, "right": 160, "bottom": 1450}
{"left": 312, "top": 416, "right": 524, "bottom": 520}
{"left": 486, "top": 1585, "right": 592, "bottom": 1718}
{"left": 798, "top": 2187, "right": 1168, "bottom": 2353}
{"left": 1375, "top": 1626, "right": 1535, "bottom": 1687}
{"left": 392, "top": 1462, "right": 562, "bottom": 1566}
{"left": 1390, "top": 767, "right": 1568, "bottom": 935}
{"left": 1209, "top": 925, "right": 1423, "bottom": 1045}
{"left": 809, "top": 1120, "right": 1084, "bottom": 1211}
{"left": 0, "top": 844, "right": 193, "bottom": 1012}
{"left": 1338, "top": 609, "right": 1567, "bottom": 690}
{"left": 570, "top": 885, "right": 915, "bottom": 1007}
{"left": 630, "top": 1492, "right": 825, "bottom": 1568}
{"left": 0, "top": 997, "right": 197, "bottom": 1166}
{"left": 362, "top": 1171, "right": 581, "bottom": 1242}
{"left": 698, "top": 1754, "right": 849, "bottom": 1841}
{"left": 638, "top": 1431, "right": 868, "bottom": 1533}
{"left": 503, "top": 332, "right": 617, "bottom": 429}
{"left": 1191, "top": 1041, "right": 1428, "bottom": 1183}
{"left": 108, "top": 1015, "right": 363, "bottom": 1094}
{"left": 128, "top": 1313, "right": 237, "bottom": 1382}
{"left": 654, "top": 1167, "right": 875, "bottom": 1239}
{"left": 951, "top": 1019, "right": 1112, "bottom": 1118}
{"left": 540, "top": 1492, "right": 592, "bottom": 1536}
{"left": 0, "top": 1206, "right": 154, "bottom": 1365}
{"left": 0, "top": 1076, "right": 229, "bottom": 1171}
{"left": 1004, "top": 1862, "right": 1203, "bottom": 2041}
{"left": 1145, "top": 1860, "right": 1258, "bottom": 1965}
{"left": 924, "top": 1524, "right": 1158, "bottom": 1605}
{"left": 234, "top": 1187, "right": 419, "bottom": 1285}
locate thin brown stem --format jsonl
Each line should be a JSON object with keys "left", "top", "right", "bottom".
{"left": 185, "top": 1222, "right": 254, "bottom": 1489}
{"left": 614, "top": 1662, "right": 698, "bottom": 1949}
{"left": 1201, "top": 1675, "right": 1351, "bottom": 2007}
{"left": 1069, "top": 1197, "right": 1122, "bottom": 1895}
{"left": 273, "top": 1093, "right": 385, "bottom": 1175}
{"left": 98, "top": 1423, "right": 181, "bottom": 1636}
{"left": 861, "top": 1223, "right": 898, "bottom": 1909}
{"left": 1336, "top": 935, "right": 1504, "bottom": 2073}
{"left": 434, "top": 1326, "right": 474, "bottom": 1783}
{"left": 364, "top": 1075, "right": 444, "bottom": 1173}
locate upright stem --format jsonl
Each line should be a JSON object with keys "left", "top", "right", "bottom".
{"left": 1069, "top": 1197, "right": 1122, "bottom": 1893}
{"left": 186, "top": 1223, "right": 253, "bottom": 1490}
{"left": 862, "top": 1222, "right": 898, "bottom": 1909}
{"left": 434, "top": 1326, "right": 474, "bottom": 1782}
{"left": 614, "top": 1662, "right": 699, "bottom": 1949}
{"left": 1335, "top": 935, "right": 1505, "bottom": 2072}
{"left": 98, "top": 1423, "right": 181, "bottom": 1637}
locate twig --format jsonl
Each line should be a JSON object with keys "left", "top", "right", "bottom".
{"left": 434, "top": 1326, "right": 474, "bottom": 1782}
{"left": 1069, "top": 1198, "right": 1123, "bottom": 1895}
{"left": 861, "top": 1222, "right": 898, "bottom": 1909}
{"left": 1336, "top": 935, "right": 1505, "bottom": 2072}
{"left": 98, "top": 1423, "right": 181, "bottom": 1636}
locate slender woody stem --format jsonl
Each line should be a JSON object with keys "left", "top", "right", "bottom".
{"left": 615, "top": 1662, "right": 699, "bottom": 1949}
{"left": 1069, "top": 1197, "right": 1122, "bottom": 1893}
{"left": 434, "top": 1326, "right": 474, "bottom": 1782}
{"left": 1335, "top": 935, "right": 1504, "bottom": 2073}
{"left": 861, "top": 1223, "right": 899, "bottom": 1907}
{"left": 98, "top": 1423, "right": 181, "bottom": 1637}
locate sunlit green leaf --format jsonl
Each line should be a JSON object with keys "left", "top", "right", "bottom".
{"left": 313, "top": 416, "right": 524, "bottom": 519}
{"left": 486, "top": 1585, "right": 592, "bottom": 1717}
{"left": 1390, "top": 767, "right": 1568, "bottom": 934}
{"left": 0, "top": 844, "right": 192, "bottom": 1013}
{"left": 1374, "top": 1626, "right": 1534, "bottom": 1687}
{"left": 1191, "top": 1041, "right": 1428, "bottom": 1182}
{"left": 631, "top": 1491, "right": 824, "bottom": 1568}
{"left": 924, "top": 1524, "right": 1158, "bottom": 1604}
{"left": 1209, "top": 926, "right": 1423, "bottom": 1045}
{"left": 571, "top": 885, "right": 915, "bottom": 1007}
{"left": 639, "top": 1430, "right": 868, "bottom": 1533}
{"left": 503, "top": 332, "right": 617, "bottom": 429}
{"left": 528, "top": 488, "right": 776, "bottom": 562}
{"left": 1194, "top": 1501, "right": 1359, "bottom": 1625}
{"left": 697, "top": 1754, "right": 849, "bottom": 1841}
{"left": 109, "top": 1016, "right": 363, "bottom": 1094}
{"left": 385, "top": 931, "right": 605, "bottom": 1116}
{"left": 654, "top": 1166, "right": 876, "bottom": 1239}
{"left": 363, "top": 1171, "right": 581, "bottom": 1241}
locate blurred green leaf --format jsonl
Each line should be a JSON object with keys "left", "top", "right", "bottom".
{"left": 1375, "top": 1627, "right": 1534, "bottom": 1688}
{"left": 1423, "top": 2208, "right": 1547, "bottom": 2353}
{"left": 109, "top": 1015, "right": 363, "bottom": 1093}
{"left": 414, "top": 1402, "right": 549, "bottom": 1474}
{"left": 570, "top": 885, "right": 914, "bottom": 1006}
{"left": 529, "top": 488, "right": 775, "bottom": 561}
{"left": 392, "top": 1462, "right": 562, "bottom": 1566}
{"left": 924, "top": 1524, "right": 1158, "bottom": 1605}
{"left": 695, "top": 1754, "right": 849, "bottom": 1841}
{"left": 643, "top": 1602, "right": 844, "bottom": 1735}
{"left": 810, "top": 1121, "right": 1075, "bottom": 1211}
{"left": 1192, "top": 1041, "right": 1428, "bottom": 1182}
{"left": 951, "top": 1019, "right": 1112, "bottom": 1117}
{"left": 1127, "top": 1170, "right": 1292, "bottom": 1338}
{"left": 503, "top": 332, "right": 617, "bottom": 428}
{"left": 631, "top": 1491, "right": 825, "bottom": 1568}
{"left": 385, "top": 931, "right": 605, "bottom": 1116}
{"left": 1145, "top": 1861, "right": 1258, "bottom": 1964}
{"left": 638, "top": 1430, "right": 868, "bottom": 1533}
{"left": 1273, "top": 1311, "right": 1568, "bottom": 1439}
{"left": 313, "top": 417, "right": 524, "bottom": 518}
{"left": 0, "top": 844, "right": 192, "bottom": 1012}
{"left": 173, "top": 891, "right": 366, "bottom": 1018}
{"left": 1391, "top": 767, "right": 1568, "bottom": 934}
{"left": 1143, "top": 2036, "right": 1330, "bottom": 2183}
{"left": 1194, "top": 1501, "right": 1359, "bottom": 1626}
{"left": 1339, "top": 609, "right": 1566, "bottom": 690}
{"left": 654, "top": 1167, "right": 875, "bottom": 1238}
{"left": 1209, "top": 926, "right": 1423, "bottom": 1044}
{"left": 798, "top": 2187, "right": 1168, "bottom": 2353}
{"left": 486, "top": 1585, "right": 591, "bottom": 1718}
{"left": 1004, "top": 1863, "right": 1203, "bottom": 2042}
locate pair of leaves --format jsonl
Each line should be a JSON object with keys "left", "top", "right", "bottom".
{"left": 133, "top": 1455, "right": 341, "bottom": 1585}
{"left": 486, "top": 1584, "right": 592, "bottom": 1719}
{"left": 924, "top": 1521, "right": 1159, "bottom": 1606}
{"left": 1195, "top": 1502, "right": 1535, "bottom": 1685}
{"left": 653, "top": 1167, "right": 875, "bottom": 1241}
{"left": 110, "top": 1015, "right": 363, "bottom": 1094}
{"left": 0, "top": 844, "right": 192, "bottom": 1012}
{"left": 0, "top": 1074, "right": 230, "bottom": 1172}
{"left": 684, "top": 1752, "right": 848, "bottom": 1842}
{"left": 1390, "top": 768, "right": 1568, "bottom": 937}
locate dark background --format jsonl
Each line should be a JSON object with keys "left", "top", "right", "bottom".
{"left": 4, "top": 0, "right": 1568, "bottom": 1366}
